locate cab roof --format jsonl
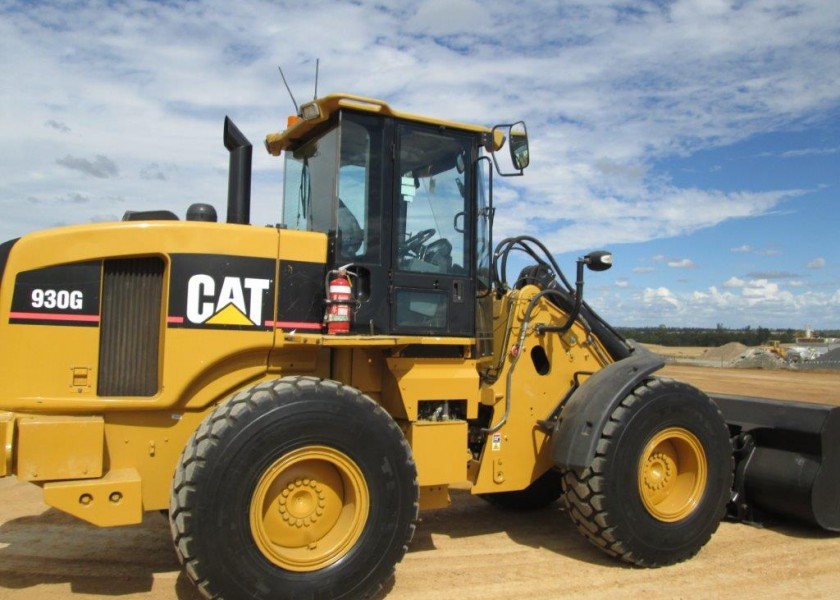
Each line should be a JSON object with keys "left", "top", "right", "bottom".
{"left": 264, "top": 93, "right": 495, "bottom": 156}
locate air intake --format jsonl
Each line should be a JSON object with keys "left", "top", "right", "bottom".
{"left": 98, "top": 257, "right": 164, "bottom": 396}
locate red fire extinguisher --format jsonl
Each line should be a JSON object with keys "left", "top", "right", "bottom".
{"left": 324, "top": 266, "right": 356, "bottom": 334}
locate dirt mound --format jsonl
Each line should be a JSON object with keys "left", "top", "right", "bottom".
{"left": 732, "top": 348, "right": 787, "bottom": 370}
{"left": 700, "top": 342, "right": 748, "bottom": 365}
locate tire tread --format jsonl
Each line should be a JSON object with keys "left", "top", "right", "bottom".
{"left": 170, "top": 376, "right": 418, "bottom": 600}
{"left": 560, "top": 377, "right": 732, "bottom": 567}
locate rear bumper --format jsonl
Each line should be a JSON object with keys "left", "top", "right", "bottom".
{"left": 0, "top": 412, "right": 141, "bottom": 525}
{"left": 0, "top": 412, "right": 106, "bottom": 481}
{"left": 0, "top": 411, "right": 13, "bottom": 477}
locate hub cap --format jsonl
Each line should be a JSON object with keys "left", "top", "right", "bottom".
{"left": 638, "top": 427, "right": 707, "bottom": 522}
{"left": 249, "top": 446, "right": 369, "bottom": 571}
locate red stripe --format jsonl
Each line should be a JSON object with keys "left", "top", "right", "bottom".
{"left": 268, "top": 320, "right": 322, "bottom": 330}
{"left": 9, "top": 311, "right": 100, "bottom": 323}
{"left": 167, "top": 316, "right": 185, "bottom": 324}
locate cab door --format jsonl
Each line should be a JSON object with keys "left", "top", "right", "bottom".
{"left": 390, "top": 124, "right": 475, "bottom": 336}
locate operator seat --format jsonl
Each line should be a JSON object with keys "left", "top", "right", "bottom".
{"left": 423, "top": 238, "right": 452, "bottom": 273}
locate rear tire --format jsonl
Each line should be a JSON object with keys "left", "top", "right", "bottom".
{"left": 170, "top": 376, "right": 418, "bottom": 599}
{"left": 561, "top": 377, "right": 732, "bottom": 566}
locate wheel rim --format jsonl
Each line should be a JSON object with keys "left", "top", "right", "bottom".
{"left": 637, "top": 427, "right": 707, "bottom": 522}
{"left": 249, "top": 445, "right": 369, "bottom": 571}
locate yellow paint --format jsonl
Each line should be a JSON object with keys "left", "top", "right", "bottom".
{"left": 205, "top": 303, "right": 254, "bottom": 326}
{"left": 249, "top": 446, "right": 369, "bottom": 572}
{"left": 0, "top": 412, "right": 13, "bottom": 477}
{"left": 16, "top": 416, "right": 104, "bottom": 481}
{"left": 418, "top": 485, "right": 451, "bottom": 510}
{"left": 43, "top": 468, "right": 142, "bottom": 526}
{"left": 385, "top": 358, "right": 479, "bottom": 421}
{"left": 266, "top": 93, "right": 496, "bottom": 156}
{"left": 471, "top": 288, "right": 612, "bottom": 495}
{"left": 638, "top": 427, "right": 708, "bottom": 522}
{"left": 406, "top": 421, "right": 469, "bottom": 487}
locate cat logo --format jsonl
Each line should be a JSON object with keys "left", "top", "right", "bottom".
{"left": 167, "top": 254, "right": 277, "bottom": 330}
{"left": 186, "top": 275, "right": 271, "bottom": 327}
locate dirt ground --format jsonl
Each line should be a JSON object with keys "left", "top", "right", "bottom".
{"left": 1, "top": 365, "right": 839, "bottom": 600}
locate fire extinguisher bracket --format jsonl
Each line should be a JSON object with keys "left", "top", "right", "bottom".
{"left": 324, "top": 265, "right": 360, "bottom": 334}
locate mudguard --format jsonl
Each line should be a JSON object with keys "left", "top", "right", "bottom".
{"left": 551, "top": 348, "right": 664, "bottom": 470}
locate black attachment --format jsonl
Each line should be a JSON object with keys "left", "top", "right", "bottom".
{"left": 715, "top": 394, "right": 840, "bottom": 531}
{"left": 224, "top": 117, "right": 252, "bottom": 225}
{"left": 122, "top": 210, "right": 178, "bottom": 221}
{"left": 186, "top": 203, "right": 218, "bottom": 222}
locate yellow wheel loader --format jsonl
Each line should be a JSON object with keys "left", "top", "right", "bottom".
{"left": 1, "top": 93, "right": 838, "bottom": 599}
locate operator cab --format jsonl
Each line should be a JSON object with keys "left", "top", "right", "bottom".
{"left": 269, "top": 95, "right": 527, "bottom": 341}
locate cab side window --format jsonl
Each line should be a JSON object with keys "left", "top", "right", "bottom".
{"left": 396, "top": 127, "right": 470, "bottom": 275}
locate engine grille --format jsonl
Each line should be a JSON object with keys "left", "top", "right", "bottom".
{"left": 98, "top": 257, "right": 164, "bottom": 396}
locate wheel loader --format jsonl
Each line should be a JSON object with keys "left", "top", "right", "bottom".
{"left": 1, "top": 93, "right": 838, "bottom": 600}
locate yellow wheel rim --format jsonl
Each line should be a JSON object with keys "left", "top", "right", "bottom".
{"left": 249, "top": 446, "right": 369, "bottom": 572}
{"left": 638, "top": 427, "right": 707, "bottom": 522}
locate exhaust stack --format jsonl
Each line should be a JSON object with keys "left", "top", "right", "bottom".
{"left": 224, "top": 117, "right": 252, "bottom": 225}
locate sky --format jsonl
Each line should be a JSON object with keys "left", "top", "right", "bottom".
{"left": 1, "top": 0, "right": 839, "bottom": 329}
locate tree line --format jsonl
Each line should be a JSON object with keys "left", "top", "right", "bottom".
{"left": 615, "top": 326, "right": 840, "bottom": 347}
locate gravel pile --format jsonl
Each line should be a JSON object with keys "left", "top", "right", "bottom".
{"left": 731, "top": 348, "right": 788, "bottom": 370}
{"left": 798, "top": 347, "right": 840, "bottom": 371}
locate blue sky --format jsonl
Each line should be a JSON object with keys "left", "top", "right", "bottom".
{"left": 1, "top": 0, "right": 838, "bottom": 329}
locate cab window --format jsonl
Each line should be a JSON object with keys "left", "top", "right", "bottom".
{"left": 396, "top": 127, "right": 471, "bottom": 275}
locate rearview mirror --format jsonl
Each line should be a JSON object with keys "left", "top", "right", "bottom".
{"left": 509, "top": 123, "right": 529, "bottom": 170}
{"left": 488, "top": 121, "right": 529, "bottom": 176}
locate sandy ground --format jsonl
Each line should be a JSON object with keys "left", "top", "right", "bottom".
{"left": 1, "top": 365, "right": 839, "bottom": 600}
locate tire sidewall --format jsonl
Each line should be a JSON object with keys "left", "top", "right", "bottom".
{"left": 604, "top": 383, "right": 731, "bottom": 561}
{"left": 191, "top": 383, "right": 415, "bottom": 599}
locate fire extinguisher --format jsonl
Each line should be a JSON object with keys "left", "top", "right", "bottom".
{"left": 324, "top": 265, "right": 356, "bottom": 334}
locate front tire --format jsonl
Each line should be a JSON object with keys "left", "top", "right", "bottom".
{"left": 561, "top": 377, "right": 732, "bottom": 566}
{"left": 170, "top": 376, "right": 418, "bottom": 599}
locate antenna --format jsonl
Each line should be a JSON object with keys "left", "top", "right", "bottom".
{"left": 314, "top": 58, "right": 319, "bottom": 100}
{"left": 278, "top": 65, "right": 299, "bottom": 115}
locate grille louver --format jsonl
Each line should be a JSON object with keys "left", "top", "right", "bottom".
{"left": 98, "top": 257, "right": 164, "bottom": 396}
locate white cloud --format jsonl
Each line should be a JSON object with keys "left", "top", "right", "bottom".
{"left": 590, "top": 279, "right": 840, "bottom": 328}
{"left": 642, "top": 287, "right": 681, "bottom": 310}
{"left": 807, "top": 257, "right": 826, "bottom": 269}
{"left": 1, "top": 0, "right": 837, "bottom": 244}
{"left": 724, "top": 277, "right": 746, "bottom": 288}
{"left": 731, "top": 245, "right": 752, "bottom": 253}
{"left": 667, "top": 258, "right": 696, "bottom": 269}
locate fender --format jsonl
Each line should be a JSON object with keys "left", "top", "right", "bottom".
{"left": 551, "top": 348, "right": 664, "bottom": 470}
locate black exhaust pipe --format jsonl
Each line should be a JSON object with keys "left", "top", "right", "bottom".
{"left": 224, "top": 116, "right": 252, "bottom": 225}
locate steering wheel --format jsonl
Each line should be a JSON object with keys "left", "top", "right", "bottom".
{"left": 401, "top": 228, "right": 436, "bottom": 256}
